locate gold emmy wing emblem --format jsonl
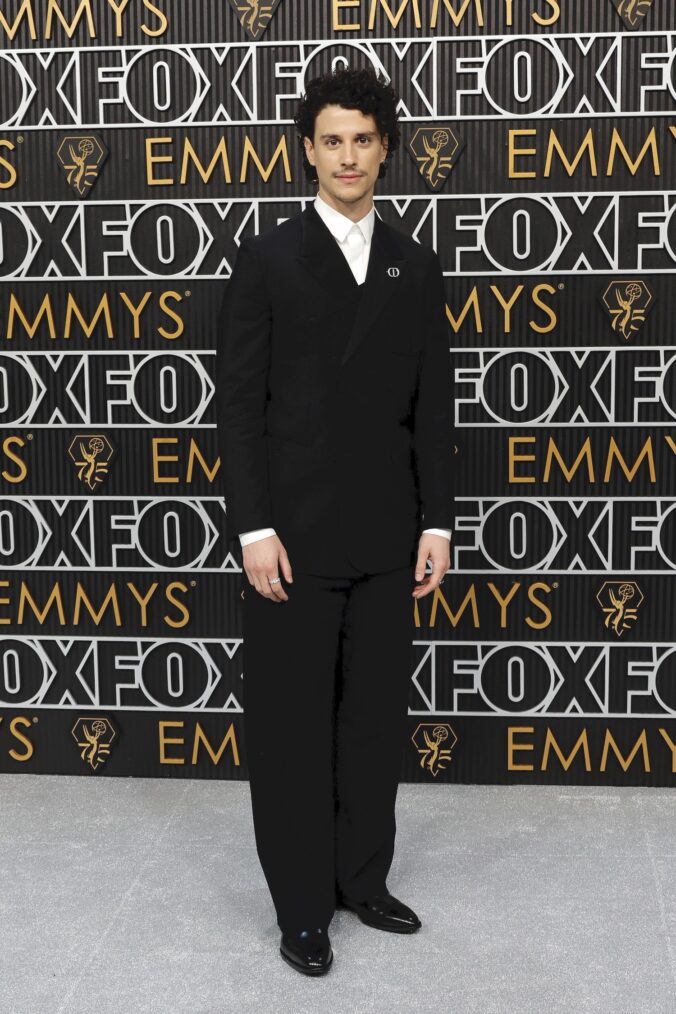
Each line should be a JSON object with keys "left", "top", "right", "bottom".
{"left": 227, "top": 0, "right": 280, "bottom": 39}
{"left": 56, "top": 135, "right": 108, "bottom": 198}
{"left": 596, "top": 581, "right": 644, "bottom": 637}
{"left": 67, "top": 434, "right": 114, "bottom": 490}
{"left": 407, "top": 126, "right": 464, "bottom": 191}
{"left": 71, "top": 717, "right": 117, "bottom": 771}
{"left": 412, "top": 723, "right": 457, "bottom": 777}
{"left": 601, "top": 280, "right": 654, "bottom": 340}
{"left": 611, "top": 0, "right": 654, "bottom": 29}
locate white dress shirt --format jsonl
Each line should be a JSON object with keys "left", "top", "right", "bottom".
{"left": 238, "top": 192, "right": 452, "bottom": 546}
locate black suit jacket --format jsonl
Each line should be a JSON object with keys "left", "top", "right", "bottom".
{"left": 216, "top": 203, "right": 455, "bottom": 575}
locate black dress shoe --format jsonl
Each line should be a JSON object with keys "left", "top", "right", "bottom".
{"left": 339, "top": 891, "right": 422, "bottom": 933}
{"left": 279, "top": 927, "right": 333, "bottom": 975}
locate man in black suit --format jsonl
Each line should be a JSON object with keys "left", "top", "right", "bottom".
{"left": 216, "top": 67, "right": 454, "bottom": 975}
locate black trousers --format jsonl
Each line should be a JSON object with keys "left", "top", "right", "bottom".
{"left": 242, "top": 561, "right": 415, "bottom": 934}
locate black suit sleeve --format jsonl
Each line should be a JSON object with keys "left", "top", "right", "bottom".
{"left": 411, "top": 248, "right": 455, "bottom": 531}
{"left": 216, "top": 237, "right": 273, "bottom": 542}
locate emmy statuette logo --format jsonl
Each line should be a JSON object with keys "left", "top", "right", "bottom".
{"left": 56, "top": 135, "right": 108, "bottom": 198}
{"left": 67, "top": 435, "right": 115, "bottom": 490}
{"left": 596, "top": 581, "right": 644, "bottom": 637}
{"left": 407, "top": 126, "right": 464, "bottom": 191}
{"left": 228, "top": 0, "right": 280, "bottom": 39}
{"left": 412, "top": 723, "right": 458, "bottom": 777}
{"left": 71, "top": 717, "right": 117, "bottom": 771}
{"left": 610, "top": 0, "right": 654, "bottom": 30}
{"left": 601, "top": 280, "right": 654, "bottom": 340}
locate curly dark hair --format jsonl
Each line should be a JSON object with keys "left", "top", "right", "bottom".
{"left": 293, "top": 66, "right": 401, "bottom": 184}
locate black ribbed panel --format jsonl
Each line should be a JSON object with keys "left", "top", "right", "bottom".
{"left": 1, "top": 0, "right": 675, "bottom": 783}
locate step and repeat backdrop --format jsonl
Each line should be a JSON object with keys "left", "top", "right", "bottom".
{"left": 0, "top": 0, "right": 675, "bottom": 784}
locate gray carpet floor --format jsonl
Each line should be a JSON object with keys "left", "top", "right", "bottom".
{"left": 1, "top": 775, "right": 674, "bottom": 1014}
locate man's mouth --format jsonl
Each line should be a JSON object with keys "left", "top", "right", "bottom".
{"left": 337, "top": 173, "right": 361, "bottom": 179}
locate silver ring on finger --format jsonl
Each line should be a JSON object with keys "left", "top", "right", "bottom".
{"left": 269, "top": 577, "right": 280, "bottom": 584}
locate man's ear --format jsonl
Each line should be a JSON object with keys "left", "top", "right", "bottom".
{"left": 303, "top": 136, "right": 315, "bottom": 169}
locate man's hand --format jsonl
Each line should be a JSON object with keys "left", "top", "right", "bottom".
{"left": 242, "top": 534, "right": 293, "bottom": 601}
{"left": 412, "top": 532, "right": 450, "bottom": 599}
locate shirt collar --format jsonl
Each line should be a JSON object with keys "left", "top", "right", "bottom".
{"left": 314, "top": 191, "right": 375, "bottom": 245}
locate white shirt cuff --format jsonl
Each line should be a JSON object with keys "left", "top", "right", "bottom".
{"left": 422, "top": 528, "right": 452, "bottom": 541}
{"left": 239, "top": 527, "right": 277, "bottom": 546}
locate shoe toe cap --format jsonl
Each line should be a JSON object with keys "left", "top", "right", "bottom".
{"left": 280, "top": 928, "right": 333, "bottom": 971}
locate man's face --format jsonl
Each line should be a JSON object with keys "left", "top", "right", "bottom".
{"left": 303, "top": 104, "right": 388, "bottom": 214}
